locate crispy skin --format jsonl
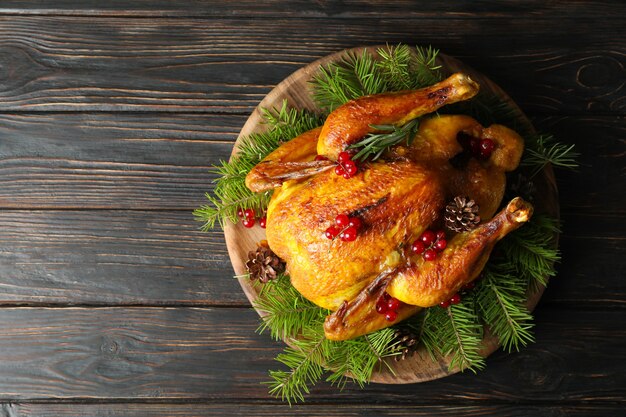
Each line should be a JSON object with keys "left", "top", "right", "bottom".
{"left": 266, "top": 160, "right": 445, "bottom": 310}
{"left": 317, "top": 73, "right": 479, "bottom": 159}
{"left": 324, "top": 197, "right": 533, "bottom": 341}
{"left": 246, "top": 127, "right": 333, "bottom": 193}
{"left": 244, "top": 74, "right": 528, "bottom": 340}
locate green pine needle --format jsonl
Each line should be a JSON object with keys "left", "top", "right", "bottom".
{"left": 254, "top": 274, "right": 328, "bottom": 341}
{"left": 522, "top": 134, "right": 580, "bottom": 177}
{"left": 421, "top": 299, "right": 485, "bottom": 372}
{"left": 193, "top": 101, "right": 323, "bottom": 230}
{"left": 311, "top": 49, "right": 388, "bottom": 111}
{"left": 476, "top": 265, "right": 535, "bottom": 352}
{"left": 311, "top": 44, "right": 443, "bottom": 112}
{"left": 260, "top": 275, "right": 400, "bottom": 403}
{"left": 502, "top": 214, "right": 561, "bottom": 291}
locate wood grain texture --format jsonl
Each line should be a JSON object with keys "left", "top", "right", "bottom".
{"left": 0, "top": 113, "right": 240, "bottom": 209}
{"left": 0, "top": 210, "right": 234, "bottom": 305}
{"left": 4, "top": 403, "right": 624, "bottom": 417}
{"left": 0, "top": 114, "right": 621, "bottom": 211}
{"left": 0, "top": 0, "right": 622, "bottom": 412}
{"left": 0, "top": 0, "right": 624, "bottom": 19}
{"left": 0, "top": 209, "right": 621, "bottom": 307}
{"left": 0, "top": 307, "right": 622, "bottom": 402}
{"left": 0, "top": 17, "right": 622, "bottom": 114}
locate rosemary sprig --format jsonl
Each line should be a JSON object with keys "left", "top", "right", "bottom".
{"left": 348, "top": 118, "right": 420, "bottom": 162}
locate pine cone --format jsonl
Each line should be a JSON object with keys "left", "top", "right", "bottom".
{"left": 246, "top": 243, "right": 285, "bottom": 283}
{"left": 444, "top": 196, "right": 481, "bottom": 233}
{"left": 393, "top": 327, "right": 419, "bottom": 361}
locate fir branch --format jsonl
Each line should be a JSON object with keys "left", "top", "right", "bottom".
{"left": 254, "top": 274, "right": 328, "bottom": 341}
{"left": 476, "top": 265, "right": 535, "bottom": 352}
{"left": 421, "top": 300, "right": 485, "bottom": 372}
{"left": 348, "top": 118, "right": 420, "bottom": 162}
{"left": 501, "top": 214, "right": 561, "bottom": 291}
{"left": 376, "top": 44, "right": 416, "bottom": 91}
{"left": 311, "top": 49, "right": 387, "bottom": 111}
{"left": 413, "top": 45, "right": 443, "bottom": 87}
{"left": 325, "top": 327, "right": 399, "bottom": 389}
{"left": 311, "top": 44, "right": 443, "bottom": 111}
{"left": 267, "top": 326, "right": 329, "bottom": 405}
{"left": 522, "top": 134, "right": 579, "bottom": 177}
{"left": 193, "top": 102, "right": 322, "bottom": 230}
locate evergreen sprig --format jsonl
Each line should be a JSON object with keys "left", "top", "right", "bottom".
{"left": 421, "top": 299, "right": 485, "bottom": 372}
{"left": 259, "top": 275, "right": 399, "bottom": 404}
{"left": 193, "top": 101, "right": 323, "bottom": 230}
{"left": 476, "top": 265, "right": 535, "bottom": 352}
{"left": 502, "top": 214, "right": 561, "bottom": 291}
{"left": 254, "top": 274, "right": 328, "bottom": 341}
{"left": 311, "top": 45, "right": 442, "bottom": 111}
{"left": 522, "top": 134, "right": 580, "bottom": 177}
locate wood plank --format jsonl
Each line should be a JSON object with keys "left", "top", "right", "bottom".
{"left": 5, "top": 403, "right": 624, "bottom": 417}
{"left": 0, "top": 0, "right": 624, "bottom": 19}
{"left": 0, "top": 17, "right": 622, "bottom": 114}
{"left": 0, "top": 206, "right": 622, "bottom": 307}
{"left": 0, "top": 114, "right": 622, "bottom": 210}
{"left": 0, "top": 113, "right": 241, "bottom": 209}
{"left": 0, "top": 210, "right": 238, "bottom": 305}
{"left": 0, "top": 308, "right": 622, "bottom": 402}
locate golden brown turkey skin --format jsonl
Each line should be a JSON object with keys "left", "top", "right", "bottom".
{"left": 244, "top": 73, "right": 529, "bottom": 340}
{"left": 266, "top": 160, "right": 445, "bottom": 310}
{"left": 324, "top": 197, "right": 533, "bottom": 341}
{"left": 317, "top": 73, "right": 479, "bottom": 159}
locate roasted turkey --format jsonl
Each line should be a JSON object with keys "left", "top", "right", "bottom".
{"left": 245, "top": 73, "right": 532, "bottom": 341}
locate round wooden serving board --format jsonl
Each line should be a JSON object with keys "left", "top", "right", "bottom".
{"left": 224, "top": 46, "right": 559, "bottom": 384}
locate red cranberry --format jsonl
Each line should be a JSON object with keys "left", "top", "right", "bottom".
{"left": 242, "top": 218, "right": 255, "bottom": 228}
{"left": 420, "top": 230, "right": 436, "bottom": 246}
{"left": 411, "top": 240, "right": 426, "bottom": 254}
{"left": 385, "top": 310, "right": 398, "bottom": 322}
{"left": 340, "top": 226, "right": 358, "bottom": 242}
{"left": 314, "top": 155, "right": 328, "bottom": 161}
{"left": 435, "top": 239, "right": 447, "bottom": 251}
{"left": 325, "top": 226, "right": 340, "bottom": 239}
{"left": 337, "top": 151, "right": 351, "bottom": 164}
{"left": 237, "top": 208, "right": 244, "bottom": 218}
{"left": 243, "top": 208, "right": 255, "bottom": 220}
{"left": 439, "top": 300, "right": 450, "bottom": 308}
{"left": 348, "top": 217, "right": 362, "bottom": 230}
{"left": 335, "top": 214, "right": 350, "bottom": 228}
{"left": 376, "top": 300, "right": 388, "bottom": 314}
{"left": 335, "top": 165, "right": 345, "bottom": 176}
{"left": 387, "top": 297, "right": 401, "bottom": 311}
{"left": 423, "top": 248, "right": 437, "bottom": 261}
{"left": 436, "top": 230, "right": 446, "bottom": 240}
{"left": 343, "top": 160, "right": 358, "bottom": 176}
{"left": 449, "top": 293, "right": 461, "bottom": 305}
{"left": 259, "top": 216, "right": 267, "bottom": 229}
{"left": 479, "top": 139, "right": 495, "bottom": 159}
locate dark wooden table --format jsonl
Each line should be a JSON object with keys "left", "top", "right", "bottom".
{"left": 0, "top": 1, "right": 624, "bottom": 416}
